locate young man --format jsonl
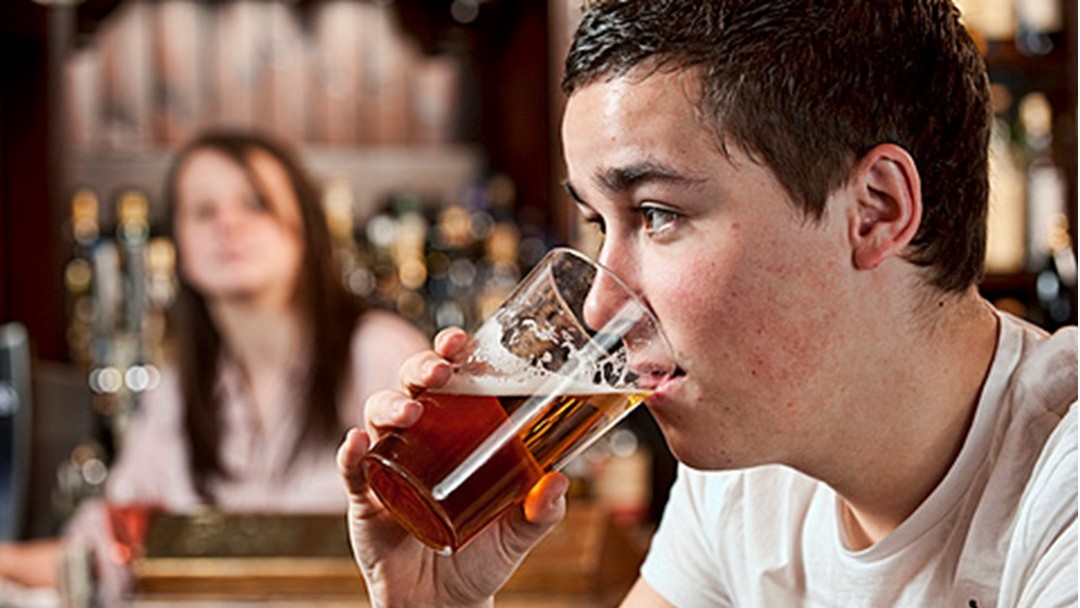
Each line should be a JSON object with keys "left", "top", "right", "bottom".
{"left": 338, "top": 1, "right": 1078, "bottom": 605}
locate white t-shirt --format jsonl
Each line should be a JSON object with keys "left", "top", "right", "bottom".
{"left": 641, "top": 312, "right": 1077, "bottom": 607}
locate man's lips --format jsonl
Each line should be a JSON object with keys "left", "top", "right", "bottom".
{"left": 648, "top": 366, "right": 686, "bottom": 403}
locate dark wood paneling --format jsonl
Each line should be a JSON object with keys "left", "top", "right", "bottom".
{"left": 0, "top": 1, "right": 66, "bottom": 361}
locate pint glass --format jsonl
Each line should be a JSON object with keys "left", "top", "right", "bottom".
{"left": 362, "top": 248, "right": 676, "bottom": 554}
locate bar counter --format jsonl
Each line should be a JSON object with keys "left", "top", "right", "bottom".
{"left": 125, "top": 503, "right": 644, "bottom": 608}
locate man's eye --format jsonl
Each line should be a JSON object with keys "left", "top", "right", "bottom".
{"left": 641, "top": 205, "right": 679, "bottom": 235}
{"left": 583, "top": 215, "right": 606, "bottom": 235}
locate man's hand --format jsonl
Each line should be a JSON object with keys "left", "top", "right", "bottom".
{"left": 337, "top": 327, "right": 570, "bottom": 608}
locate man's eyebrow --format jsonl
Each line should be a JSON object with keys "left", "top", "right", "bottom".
{"left": 562, "top": 161, "right": 703, "bottom": 207}
{"left": 596, "top": 161, "right": 701, "bottom": 193}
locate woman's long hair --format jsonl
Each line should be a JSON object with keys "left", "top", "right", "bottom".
{"left": 162, "top": 130, "right": 365, "bottom": 501}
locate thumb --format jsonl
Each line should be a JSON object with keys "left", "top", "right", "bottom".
{"left": 337, "top": 427, "right": 371, "bottom": 500}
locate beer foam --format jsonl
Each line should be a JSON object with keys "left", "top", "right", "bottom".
{"left": 452, "top": 308, "right": 644, "bottom": 396}
{"left": 440, "top": 372, "right": 637, "bottom": 397}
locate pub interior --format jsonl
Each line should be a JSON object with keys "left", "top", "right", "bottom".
{"left": 0, "top": 0, "right": 1075, "bottom": 606}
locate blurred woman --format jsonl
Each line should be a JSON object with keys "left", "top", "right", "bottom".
{"left": 0, "top": 130, "right": 428, "bottom": 595}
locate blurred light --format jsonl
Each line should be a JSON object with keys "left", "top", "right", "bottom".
{"left": 1036, "top": 270, "right": 1060, "bottom": 300}
{"left": 64, "top": 259, "right": 93, "bottom": 292}
{"left": 70, "top": 444, "right": 97, "bottom": 467}
{"left": 81, "top": 458, "right": 108, "bottom": 486}
{"left": 399, "top": 259, "right": 428, "bottom": 290}
{"left": 88, "top": 368, "right": 100, "bottom": 393}
{"left": 470, "top": 211, "right": 494, "bottom": 241}
{"left": 0, "top": 383, "right": 18, "bottom": 416}
{"left": 346, "top": 267, "right": 377, "bottom": 297}
{"left": 396, "top": 291, "right": 426, "bottom": 320}
{"left": 436, "top": 301, "right": 466, "bottom": 329}
{"left": 449, "top": 259, "right": 477, "bottom": 288}
{"left": 96, "top": 367, "right": 123, "bottom": 394}
{"left": 609, "top": 428, "right": 639, "bottom": 458}
{"left": 520, "top": 237, "right": 549, "bottom": 268}
{"left": 125, "top": 365, "right": 151, "bottom": 392}
{"left": 450, "top": 0, "right": 479, "bottom": 24}
{"left": 145, "top": 364, "right": 162, "bottom": 391}
{"left": 367, "top": 215, "right": 397, "bottom": 249}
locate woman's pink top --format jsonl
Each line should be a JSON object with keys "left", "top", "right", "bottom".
{"left": 63, "top": 310, "right": 428, "bottom": 592}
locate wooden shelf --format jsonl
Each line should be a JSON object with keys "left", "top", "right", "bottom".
{"left": 66, "top": 144, "right": 485, "bottom": 227}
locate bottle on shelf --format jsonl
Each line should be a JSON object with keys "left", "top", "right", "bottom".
{"left": 1033, "top": 213, "right": 1077, "bottom": 329}
{"left": 1018, "top": 92, "right": 1067, "bottom": 274}
{"left": 1015, "top": 0, "right": 1063, "bottom": 56}
{"left": 984, "top": 107, "right": 1027, "bottom": 275}
{"left": 954, "top": 0, "right": 1016, "bottom": 43}
{"left": 65, "top": 189, "right": 102, "bottom": 367}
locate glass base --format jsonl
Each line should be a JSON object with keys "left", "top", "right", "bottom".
{"left": 362, "top": 452, "right": 456, "bottom": 555}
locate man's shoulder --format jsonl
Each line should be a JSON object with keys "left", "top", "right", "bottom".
{"left": 1027, "top": 401, "right": 1077, "bottom": 495}
{"left": 1000, "top": 315, "right": 1076, "bottom": 420}
{"left": 987, "top": 319, "right": 1076, "bottom": 546}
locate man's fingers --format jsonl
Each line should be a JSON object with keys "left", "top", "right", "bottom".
{"left": 364, "top": 390, "right": 424, "bottom": 436}
{"left": 522, "top": 472, "right": 570, "bottom": 525}
{"left": 398, "top": 351, "right": 453, "bottom": 397}
{"left": 337, "top": 427, "right": 372, "bottom": 497}
{"left": 498, "top": 472, "right": 569, "bottom": 559}
{"left": 433, "top": 327, "right": 470, "bottom": 359}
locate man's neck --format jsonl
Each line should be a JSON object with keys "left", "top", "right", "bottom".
{"left": 821, "top": 289, "right": 1000, "bottom": 548}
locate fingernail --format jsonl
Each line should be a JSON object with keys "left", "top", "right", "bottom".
{"left": 423, "top": 359, "right": 439, "bottom": 377}
{"left": 425, "top": 360, "right": 448, "bottom": 381}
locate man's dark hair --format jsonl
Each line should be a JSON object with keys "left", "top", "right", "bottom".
{"left": 563, "top": 0, "right": 992, "bottom": 292}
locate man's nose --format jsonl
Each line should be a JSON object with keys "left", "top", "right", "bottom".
{"left": 582, "top": 249, "right": 636, "bottom": 333}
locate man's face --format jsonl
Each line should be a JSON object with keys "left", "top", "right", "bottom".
{"left": 562, "top": 70, "right": 860, "bottom": 470}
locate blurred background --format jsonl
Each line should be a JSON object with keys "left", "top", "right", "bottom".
{"left": 0, "top": 0, "right": 1075, "bottom": 603}
{"left": 2, "top": 0, "right": 589, "bottom": 544}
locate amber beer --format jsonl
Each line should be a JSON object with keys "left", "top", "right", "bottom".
{"left": 362, "top": 385, "right": 649, "bottom": 554}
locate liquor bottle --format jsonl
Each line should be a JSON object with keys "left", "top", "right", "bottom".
{"left": 323, "top": 177, "right": 361, "bottom": 282}
{"left": 71, "top": 188, "right": 101, "bottom": 250}
{"left": 1033, "top": 213, "right": 1077, "bottom": 329}
{"left": 385, "top": 193, "right": 430, "bottom": 326}
{"left": 954, "top": 0, "right": 1016, "bottom": 42}
{"left": 431, "top": 204, "right": 476, "bottom": 330}
{"left": 984, "top": 115, "right": 1026, "bottom": 274}
{"left": 144, "top": 237, "right": 177, "bottom": 370}
{"left": 1018, "top": 92, "right": 1066, "bottom": 273}
{"left": 66, "top": 189, "right": 102, "bottom": 366}
{"left": 1015, "top": 0, "right": 1062, "bottom": 55}
{"left": 117, "top": 190, "right": 150, "bottom": 340}
{"left": 105, "top": 190, "right": 151, "bottom": 445}
{"left": 478, "top": 174, "right": 522, "bottom": 321}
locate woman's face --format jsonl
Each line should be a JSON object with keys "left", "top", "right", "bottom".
{"left": 173, "top": 147, "right": 305, "bottom": 308}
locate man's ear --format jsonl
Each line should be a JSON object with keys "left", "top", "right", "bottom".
{"left": 847, "top": 143, "right": 922, "bottom": 270}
